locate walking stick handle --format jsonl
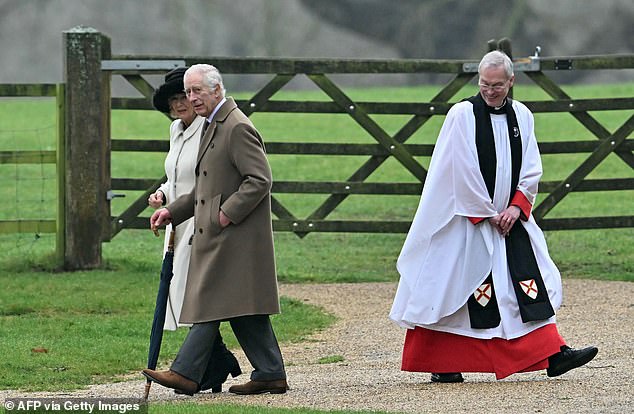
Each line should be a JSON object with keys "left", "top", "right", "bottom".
{"left": 167, "top": 229, "right": 176, "bottom": 252}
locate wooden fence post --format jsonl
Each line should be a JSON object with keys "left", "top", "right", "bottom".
{"left": 55, "top": 83, "right": 66, "bottom": 268}
{"left": 62, "top": 27, "right": 111, "bottom": 270}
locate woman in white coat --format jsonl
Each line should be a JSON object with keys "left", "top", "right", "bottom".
{"left": 148, "top": 68, "right": 241, "bottom": 393}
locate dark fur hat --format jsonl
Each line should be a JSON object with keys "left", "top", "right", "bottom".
{"left": 152, "top": 67, "right": 187, "bottom": 114}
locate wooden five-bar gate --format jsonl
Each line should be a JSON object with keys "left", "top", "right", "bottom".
{"left": 1, "top": 28, "right": 633, "bottom": 269}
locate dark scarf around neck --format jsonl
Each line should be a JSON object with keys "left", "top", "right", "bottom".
{"left": 467, "top": 93, "right": 522, "bottom": 200}
{"left": 465, "top": 94, "right": 555, "bottom": 328}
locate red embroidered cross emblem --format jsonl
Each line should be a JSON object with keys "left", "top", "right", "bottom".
{"left": 475, "top": 284, "right": 491, "bottom": 301}
{"left": 474, "top": 283, "right": 492, "bottom": 306}
{"left": 520, "top": 279, "right": 538, "bottom": 299}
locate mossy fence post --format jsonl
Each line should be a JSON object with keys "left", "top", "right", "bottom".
{"left": 62, "top": 27, "right": 111, "bottom": 270}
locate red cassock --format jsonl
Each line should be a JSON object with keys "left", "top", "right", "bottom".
{"left": 390, "top": 98, "right": 565, "bottom": 378}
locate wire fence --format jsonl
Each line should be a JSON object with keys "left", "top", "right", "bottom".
{"left": 0, "top": 123, "right": 57, "bottom": 260}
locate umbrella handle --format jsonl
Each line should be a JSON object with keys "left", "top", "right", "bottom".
{"left": 167, "top": 229, "right": 175, "bottom": 253}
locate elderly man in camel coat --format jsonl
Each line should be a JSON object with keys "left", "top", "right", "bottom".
{"left": 145, "top": 64, "right": 288, "bottom": 396}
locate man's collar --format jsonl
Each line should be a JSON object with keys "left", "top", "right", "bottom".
{"left": 488, "top": 98, "right": 508, "bottom": 114}
{"left": 207, "top": 97, "right": 227, "bottom": 123}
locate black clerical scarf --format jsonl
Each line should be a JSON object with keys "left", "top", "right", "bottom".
{"left": 465, "top": 94, "right": 555, "bottom": 329}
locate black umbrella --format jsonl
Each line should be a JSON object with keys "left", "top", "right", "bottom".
{"left": 143, "top": 230, "right": 175, "bottom": 400}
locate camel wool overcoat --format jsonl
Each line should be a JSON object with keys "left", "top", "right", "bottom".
{"left": 167, "top": 97, "right": 280, "bottom": 323}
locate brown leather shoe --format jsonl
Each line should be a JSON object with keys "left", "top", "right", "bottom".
{"left": 142, "top": 369, "right": 198, "bottom": 396}
{"left": 228, "top": 379, "right": 288, "bottom": 395}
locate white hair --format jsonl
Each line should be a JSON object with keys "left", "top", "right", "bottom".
{"left": 478, "top": 50, "right": 514, "bottom": 78}
{"left": 185, "top": 64, "right": 226, "bottom": 97}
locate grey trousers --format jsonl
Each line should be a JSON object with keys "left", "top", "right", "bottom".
{"left": 171, "top": 314, "right": 286, "bottom": 384}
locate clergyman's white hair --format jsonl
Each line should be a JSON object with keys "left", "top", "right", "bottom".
{"left": 478, "top": 50, "right": 514, "bottom": 78}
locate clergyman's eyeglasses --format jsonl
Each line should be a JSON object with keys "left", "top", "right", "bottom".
{"left": 478, "top": 81, "right": 509, "bottom": 92}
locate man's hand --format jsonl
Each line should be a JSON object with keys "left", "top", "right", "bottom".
{"left": 490, "top": 205, "right": 521, "bottom": 237}
{"left": 219, "top": 210, "right": 232, "bottom": 228}
{"left": 150, "top": 208, "right": 173, "bottom": 234}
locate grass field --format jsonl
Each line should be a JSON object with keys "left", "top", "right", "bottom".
{"left": 0, "top": 82, "right": 632, "bottom": 412}
{"left": 1, "top": 82, "right": 632, "bottom": 281}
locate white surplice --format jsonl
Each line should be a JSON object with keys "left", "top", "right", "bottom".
{"left": 389, "top": 99, "right": 563, "bottom": 340}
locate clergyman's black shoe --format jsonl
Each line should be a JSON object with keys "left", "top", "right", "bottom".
{"left": 547, "top": 345, "right": 598, "bottom": 377}
{"left": 431, "top": 373, "right": 464, "bottom": 383}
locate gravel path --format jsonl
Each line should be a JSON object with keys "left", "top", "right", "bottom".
{"left": 2, "top": 279, "right": 633, "bottom": 413}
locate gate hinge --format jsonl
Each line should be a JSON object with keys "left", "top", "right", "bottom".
{"left": 106, "top": 190, "right": 126, "bottom": 201}
{"left": 101, "top": 60, "right": 186, "bottom": 72}
{"left": 554, "top": 59, "right": 573, "bottom": 70}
